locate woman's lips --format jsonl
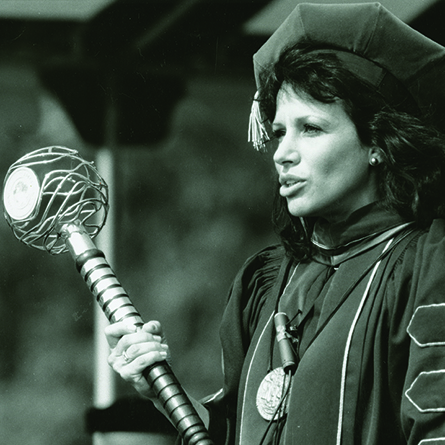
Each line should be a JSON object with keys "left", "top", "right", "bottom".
{"left": 279, "top": 176, "right": 306, "bottom": 197}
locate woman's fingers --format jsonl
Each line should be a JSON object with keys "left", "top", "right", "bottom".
{"left": 105, "top": 320, "right": 169, "bottom": 398}
{"left": 115, "top": 350, "right": 165, "bottom": 398}
{"left": 116, "top": 331, "right": 161, "bottom": 353}
{"left": 105, "top": 321, "right": 164, "bottom": 349}
{"left": 123, "top": 342, "right": 169, "bottom": 365}
{"left": 111, "top": 341, "right": 169, "bottom": 398}
{"left": 104, "top": 322, "right": 138, "bottom": 348}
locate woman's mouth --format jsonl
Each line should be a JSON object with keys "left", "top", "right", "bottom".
{"left": 280, "top": 179, "right": 306, "bottom": 197}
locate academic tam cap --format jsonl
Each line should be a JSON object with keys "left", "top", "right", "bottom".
{"left": 248, "top": 2, "right": 445, "bottom": 150}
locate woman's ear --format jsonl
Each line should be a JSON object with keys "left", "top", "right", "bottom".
{"left": 368, "top": 147, "right": 382, "bottom": 166}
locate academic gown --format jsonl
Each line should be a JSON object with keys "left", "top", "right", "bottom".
{"left": 204, "top": 203, "right": 445, "bottom": 445}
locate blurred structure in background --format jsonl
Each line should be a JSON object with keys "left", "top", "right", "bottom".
{"left": 0, "top": 1, "right": 443, "bottom": 444}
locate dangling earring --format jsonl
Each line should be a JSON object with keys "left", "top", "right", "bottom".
{"left": 369, "top": 157, "right": 380, "bottom": 166}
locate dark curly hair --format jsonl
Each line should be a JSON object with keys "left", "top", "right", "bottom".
{"left": 257, "top": 42, "right": 445, "bottom": 261}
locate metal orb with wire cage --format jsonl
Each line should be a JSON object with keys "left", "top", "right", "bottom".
{"left": 2, "top": 146, "right": 109, "bottom": 254}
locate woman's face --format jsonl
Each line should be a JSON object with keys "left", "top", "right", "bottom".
{"left": 272, "top": 85, "right": 379, "bottom": 223}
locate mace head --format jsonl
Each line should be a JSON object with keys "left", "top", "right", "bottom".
{"left": 3, "top": 146, "right": 109, "bottom": 254}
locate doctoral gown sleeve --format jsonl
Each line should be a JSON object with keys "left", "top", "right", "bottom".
{"left": 202, "top": 245, "right": 286, "bottom": 445}
{"left": 388, "top": 219, "right": 445, "bottom": 444}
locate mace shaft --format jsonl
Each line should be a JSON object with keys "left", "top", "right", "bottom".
{"left": 60, "top": 221, "right": 214, "bottom": 445}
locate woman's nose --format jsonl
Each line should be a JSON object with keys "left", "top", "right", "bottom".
{"left": 273, "top": 136, "right": 300, "bottom": 166}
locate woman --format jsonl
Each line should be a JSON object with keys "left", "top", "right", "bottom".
{"left": 106, "top": 3, "right": 445, "bottom": 444}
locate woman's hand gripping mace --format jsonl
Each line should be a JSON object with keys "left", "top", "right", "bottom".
{"left": 2, "top": 147, "right": 214, "bottom": 445}
{"left": 61, "top": 222, "right": 214, "bottom": 445}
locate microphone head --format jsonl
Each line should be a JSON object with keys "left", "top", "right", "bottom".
{"left": 2, "top": 146, "right": 109, "bottom": 254}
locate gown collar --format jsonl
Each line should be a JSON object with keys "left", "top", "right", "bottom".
{"left": 310, "top": 203, "right": 412, "bottom": 266}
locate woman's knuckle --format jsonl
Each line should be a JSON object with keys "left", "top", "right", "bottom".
{"left": 127, "top": 344, "right": 138, "bottom": 355}
{"left": 134, "top": 355, "right": 147, "bottom": 368}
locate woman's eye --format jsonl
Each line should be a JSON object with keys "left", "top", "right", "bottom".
{"left": 272, "top": 129, "right": 286, "bottom": 141}
{"left": 303, "top": 124, "right": 322, "bottom": 134}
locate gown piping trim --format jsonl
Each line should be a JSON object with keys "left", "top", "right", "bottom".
{"left": 239, "top": 311, "right": 274, "bottom": 444}
{"left": 336, "top": 237, "right": 394, "bottom": 445}
{"left": 405, "top": 370, "right": 445, "bottom": 413}
{"left": 407, "top": 303, "right": 445, "bottom": 347}
{"left": 418, "top": 438, "right": 445, "bottom": 444}
{"left": 203, "top": 388, "right": 223, "bottom": 404}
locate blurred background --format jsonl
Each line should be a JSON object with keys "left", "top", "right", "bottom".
{"left": 0, "top": 1, "right": 443, "bottom": 444}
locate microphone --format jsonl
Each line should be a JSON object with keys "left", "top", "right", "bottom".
{"left": 2, "top": 146, "right": 214, "bottom": 445}
{"left": 274, "top": 312, "right": 297, "bottom": 373}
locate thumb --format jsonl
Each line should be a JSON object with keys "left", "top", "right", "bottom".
{"left": 142, "top": 320, "right": 163, "bottom": 336}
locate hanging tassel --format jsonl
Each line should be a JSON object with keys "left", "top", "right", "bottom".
{"left": 248, "top": 91, "right": 271, "bottom": 151}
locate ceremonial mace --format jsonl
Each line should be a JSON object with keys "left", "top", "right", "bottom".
{"left": 2, "top": 146, "right": 214, "bottom": 445}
